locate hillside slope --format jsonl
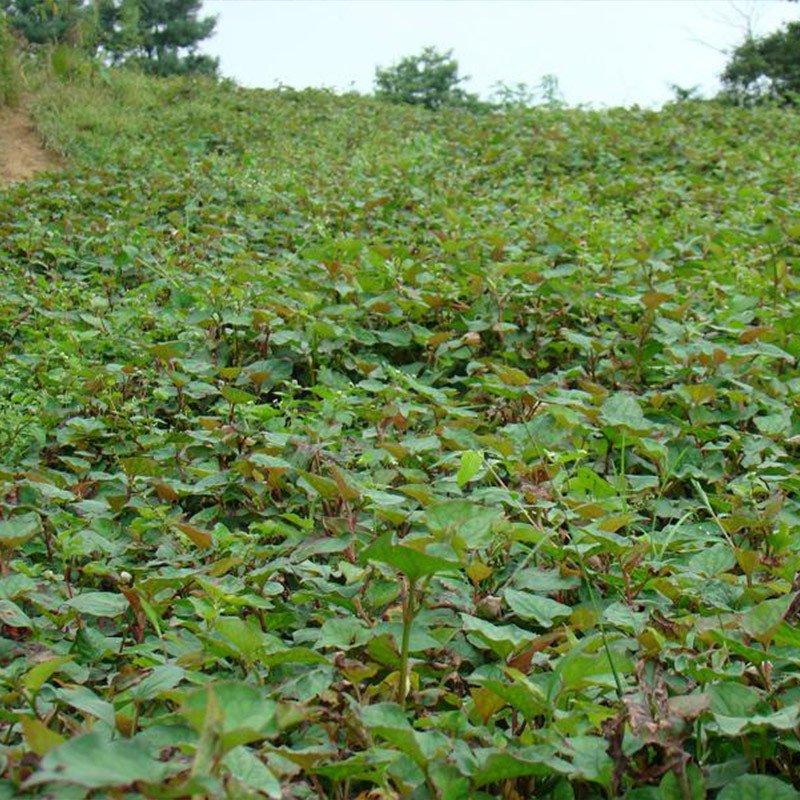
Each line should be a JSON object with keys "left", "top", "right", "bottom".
{"left": 1, "top": 70, "right": 800, "bottom": 798}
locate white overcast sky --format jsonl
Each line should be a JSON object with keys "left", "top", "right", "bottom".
{"left": 200, "top": 1, "right": 797, "bottom": 107}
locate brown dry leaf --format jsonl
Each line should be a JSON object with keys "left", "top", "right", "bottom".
{"left": 173, "top": 522, "right": 212, "bottom": 548}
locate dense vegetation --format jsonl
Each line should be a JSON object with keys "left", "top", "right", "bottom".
{"left": 1, "top": 68, "right": 800, "bottom": 799}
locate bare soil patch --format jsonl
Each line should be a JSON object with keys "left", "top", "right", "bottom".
{"left": 0, "top": 104, "right": 61, "bottom": 184}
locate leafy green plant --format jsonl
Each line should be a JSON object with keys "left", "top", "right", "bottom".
{"left": 491, "top": 74, "right": 564, "bottom": 109}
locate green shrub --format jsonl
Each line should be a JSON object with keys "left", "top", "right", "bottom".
{"left": 49, "top": 42, "right": 92, "bottom": 81}
{"left": 0, "top": 14, "right": 21, "bottom": 107}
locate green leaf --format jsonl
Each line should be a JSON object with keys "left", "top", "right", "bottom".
{"left": 460, "top": 613, "right": 530, "bottom": 658}
{"left": 425, "top": 501, "right": 502, "bottom": 549}
{"left": 361, "top": 703, "right": 426, "bottom": 765}
{"left": 24, "top": 731, "right": 176, "bottom": 789}
{"left": 150, "top": 341, "right": 183, "bottom": 361}
{"left": 260, "top": 647, "right": 329, "bottom": 667}
{"left": 478, "top": 670, "right": 547, "bottom": 719}
{"left": 20, "top": 717, "right": 65, "bottom": 757}
{"left": 220, "top": 386, "right": 257, "bottom": 405}
{"left": 660, "top": 764, "right": 705, "bottom": 800}
{"left": 55, "top": 686, "right": 116, "bottom": 727}
{"left": 310, "top": 753, "right": 387, "bottom": 782}
{"left": 223, "top": 746, "right": 282, "bottom": 799}
{"left": 557, "top": 644, "right": 633, "bottom": 691}
{"left": 600, "top": 392, "right": 650, "bottom": 432}
{"left": 360, "top": 533, "right": 459, "bottom": 581}
{"left": 708, "top": 683, "right": 760, "bottom": 717}
{"left": 712, "top": 703, "right": 800, "bottom": 736}
{"left": 0, "top": 598, "right": 31, "bottom": 628}
{"left": 23, "top": 656, "right": 72, "bottom": 694}
{"left": 66, "top": 592, "right": 129, "bottom": 618}
{"left": 317, "top": 617, "right": 371, "bottom": 649}
{"left": 504, "top": 588, "right": 571, "bottom": 628}
{"left": 181, "top": 682, "right": 278, "bottom": 750}
{"left": 717, "top": 774, "right": 800, "bottom": 800}
{"left": 741, "top": 593, "right": 795, "bottom": 639}
{"left": 120, "top": 456, "right": 161, "bottom": 478}
{"left": 472, "top": 746, "right": 570, "bottom": 786}
{"left": 493, "top": 365, "right": 531, "bottom": 387}
{"left": 299, "top": 471, "right": 340, "bottom": 499}
{"left": 215, "top": 616, "right": 264, "bottom": 659}
{"left": 704, "top": 758, "right": 750, "bottom": 790}
{"left": 0, "top": 512, "right": 40, "bottom": 549}
{"left": 686, "top": 543, "right": 735, "bottom": 576}
{"left": 755, "top": 411, "right": 791, "bottom": 437}
{"left": 129, "top": 664, "right": 184, "bottom": 701}
{"left": 456, "top": 449, "right": 484, "bottom": 487}
{"left": 567, "top": 735, "right": 614, "bottom": 790}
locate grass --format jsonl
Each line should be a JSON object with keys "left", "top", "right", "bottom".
{"left": 0, "top": 63, "right": 799, "bottom": 799}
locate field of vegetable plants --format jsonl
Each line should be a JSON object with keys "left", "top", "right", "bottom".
{"left": 1, "top": 69, "right": 800, "bottom": 799}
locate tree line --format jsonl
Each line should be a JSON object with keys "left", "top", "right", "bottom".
{"left": 2, "top": 0, "right": 218, "bottom": 76}
{"left": 2, "top": 0, "right": 800, "bottom": 107}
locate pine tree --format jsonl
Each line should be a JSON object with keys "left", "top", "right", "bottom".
{"left": 96, "top": 0, "right": 217, "bottom": 76}
{"left": 722, "top": 21, "right": 800, "bottom": 105}
{"left": 2, "top": 0, "right": 86, "bottom": 44}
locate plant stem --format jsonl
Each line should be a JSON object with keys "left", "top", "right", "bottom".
{"left": 397, "top": 577, "right": 416, "bottom": 705}
{"left": 578, "top": 554, "right": 624, "bottom": 700}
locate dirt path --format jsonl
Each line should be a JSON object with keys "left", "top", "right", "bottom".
{"left": 0, "top": 104, "right": 61, "bottom": 185}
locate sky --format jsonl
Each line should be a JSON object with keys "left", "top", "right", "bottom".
{"left": 200, "top": 0, "right": 798, "bottom": 108}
